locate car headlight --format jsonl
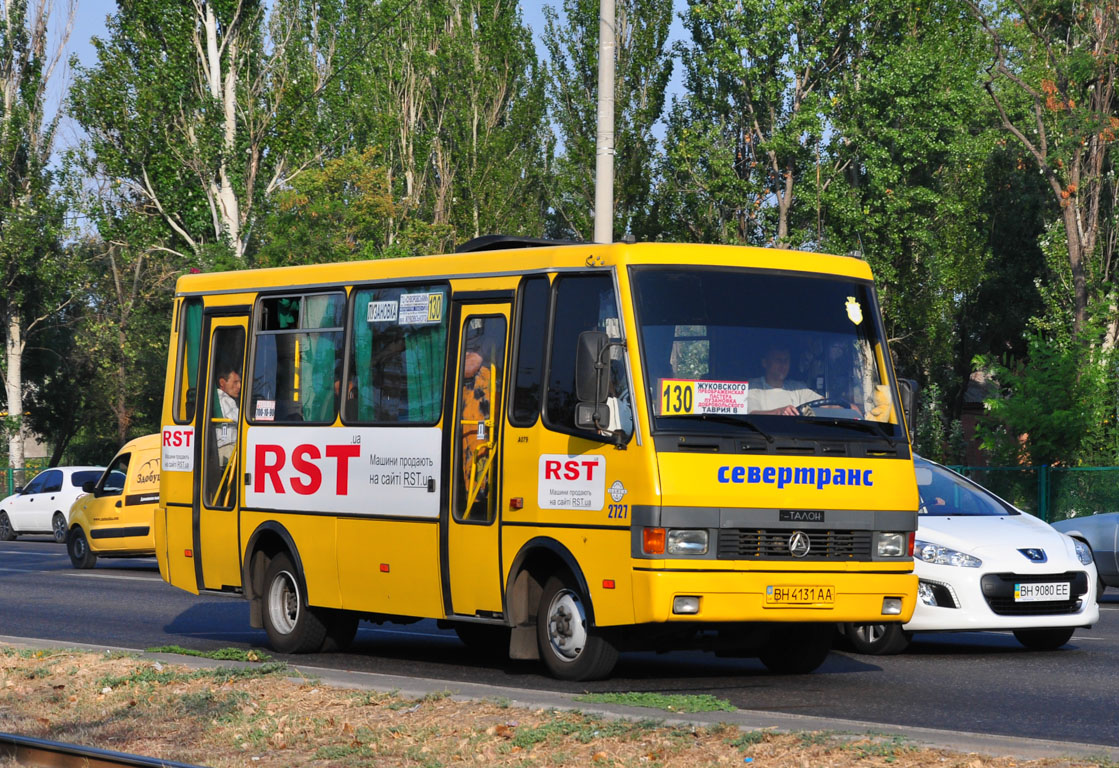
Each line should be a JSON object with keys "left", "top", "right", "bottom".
{"left": 666, "top": 529, "right": 709, "bottom": 555}
{"left": 1073, "top": 539, "right": 1094, "bottom": 566}
{"left": 914, "top": 539, "right": 982, "bottom": 568}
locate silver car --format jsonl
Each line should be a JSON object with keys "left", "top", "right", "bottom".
{"left": 1052, "top": 513, "right": 1118, "bottom": 594}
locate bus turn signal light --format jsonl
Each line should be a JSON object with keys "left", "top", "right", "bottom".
{"left": 643, "top": 527, "right": 666, "bottom": 555}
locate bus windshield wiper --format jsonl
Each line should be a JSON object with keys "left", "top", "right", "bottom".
{"left": 693, "top": 413, "right": 775, "bottom": 443}
{"left": 798, "top": 417, "right": 897, "bottom": 447}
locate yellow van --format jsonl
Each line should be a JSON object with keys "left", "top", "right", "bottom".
{"left": 67, "top": 434, "right": 162, "bottom": 569}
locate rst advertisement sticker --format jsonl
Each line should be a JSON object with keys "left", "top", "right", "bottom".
{"left": 538, "top": 454, "right": 606, "bottom": 510}
{"left": 246, "top": 426, "right": 441, "bottom": 518}
{"left": 161, "top": 426, "right": 195, "bottom": 472}
{"left": 660, "top": 379, "right": 749, "bottom": 415}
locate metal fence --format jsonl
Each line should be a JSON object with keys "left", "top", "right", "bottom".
{"left": 948, "top": 465, "right": 1119, "bottom": 523}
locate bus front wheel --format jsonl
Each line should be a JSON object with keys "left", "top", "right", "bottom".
{"left": 262, "top": 552, "right": 328, "bottom": 654}
{"left": 536, "top": 574, "right": 618, "bottom": 681}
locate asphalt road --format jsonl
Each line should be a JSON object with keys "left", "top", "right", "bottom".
{"left": 2, "top": 538, "right": 1117, "bottom": 747}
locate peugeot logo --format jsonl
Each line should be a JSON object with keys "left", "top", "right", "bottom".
{"left": 1018, "top": 548, "right": 1047, "bottom": 563}
{"left": 789, "top": 531, "right": 812, "bottom": 558}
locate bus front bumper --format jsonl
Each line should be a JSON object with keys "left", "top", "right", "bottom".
{"left": 631, "top": 568, "right": 917, "bottom": 624}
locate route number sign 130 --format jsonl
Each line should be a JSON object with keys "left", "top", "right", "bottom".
{"left": 661, "top": 381, "right": 696, "bottom": 415}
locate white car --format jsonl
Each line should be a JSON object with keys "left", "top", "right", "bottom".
{"left": 0, "top": 466, "right": 106, "bottom": 543}
{"left": 842, "top": 456, "right": 1099, "bottom": 654}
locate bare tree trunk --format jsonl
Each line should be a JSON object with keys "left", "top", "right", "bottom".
{"left": 6, "top": 312, "right": 24, "bottom": 472}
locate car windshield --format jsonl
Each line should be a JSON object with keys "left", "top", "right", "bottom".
{"left": 631, "top": 266, "right": 902, "bottom": 439}
{"left": 915, "top": 458, "right": 1017, "bottom": 516}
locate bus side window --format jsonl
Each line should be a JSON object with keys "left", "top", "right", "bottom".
{"left": 346, "top": 284, "right": 449, "bottom": 425}
{"left": 544, "top": 274, "right": 618, "bottom": 434}
{"left": 509, "top": 276, "right": 549, "bottom": 427}
{"left": 174, "top": 298, "right": 203, "bottom": 423}
{"left": 250, "top": 293, "right": 345, "bottom": 424}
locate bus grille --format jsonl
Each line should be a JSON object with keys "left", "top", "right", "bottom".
{"left": 716, "top": 529, "right": 873, "bottom": 560}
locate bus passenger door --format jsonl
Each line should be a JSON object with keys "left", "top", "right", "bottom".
{"left": 446, "top": 305, "right": 510, "bottom": 617}
{"left": 196, "top": 315, "right": 248, "bottom": 591}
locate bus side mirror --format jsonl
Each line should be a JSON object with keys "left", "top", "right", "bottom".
{"left": 575, "top": 330, "right": 610, "bottom": 430}
{"left": 897, "top": 378, "right": 918, "bottom": 438}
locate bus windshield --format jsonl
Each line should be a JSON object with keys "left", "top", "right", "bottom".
{"left": 631, "top": 266, "right": 902, "bottom": 439}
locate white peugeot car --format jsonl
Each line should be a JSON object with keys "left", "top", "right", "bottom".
{"left": 0, "top": 466, "right": 106, "bottom": 543}
{"left": 841, "top": 456, "right": 1099, "bottom": 654}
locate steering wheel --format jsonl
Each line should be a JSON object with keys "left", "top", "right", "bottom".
{"left": 796, "top": 397, "right": 856, "bottom": 416}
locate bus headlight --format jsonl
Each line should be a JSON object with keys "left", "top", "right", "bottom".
{"left": 667, "top": 529, "right": 709, "bottom": 556}
{"left": 877, "top": 533, "right": 905, "bottom": 557}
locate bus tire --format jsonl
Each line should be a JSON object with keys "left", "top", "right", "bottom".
{"left": 319, "top": 610, "right": 359, "bottom": 653}
{"left": 67, "top": 527, "right": 97, "bottom": 569}
{"left": 536, "top": 574, "right": 618, "bottom": 681}
{"left": 758, "top": 623, "right": 833, "bottom": 674}
{"left": 843, "top": 622, "right": 911, "bottom": 655}
{"left": 1012, "top": 627, "right": 1075, "bottom": 651}
{"left": 262, "top": 552, "right": 327, "bottom": 654}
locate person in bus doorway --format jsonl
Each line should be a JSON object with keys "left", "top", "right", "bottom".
{"left": 215, "top": 366, "right": 241, "bottom": 465}
{"left": 748, "top": 345, "right": 821, "bottom": 416}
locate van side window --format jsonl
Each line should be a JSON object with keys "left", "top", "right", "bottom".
{"left": 509, "top": 276, "right": 549, "bottom": 427}
{"left": 544, "top": 274, "right": 619, "bottom": 433}
{"left": 174, "top": 298, "right": 203, "bottom": 423}
{"left": 249, "top": 293, "right": 346, "bottom": 424}
{"left": 346, "top": 284, "right": 449, "bottom": 424}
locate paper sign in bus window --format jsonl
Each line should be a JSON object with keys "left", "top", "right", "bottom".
{"left": 399, "top": 292, "right": 444, "bottom": 325}
{"left": 660, "top": 379, "right": 749, "bottom": 416}
{"left": 368, "top": 300, "right": 398, "bottom": 323}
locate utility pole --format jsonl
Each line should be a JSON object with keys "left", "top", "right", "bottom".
{"left": 593, "top": 0, "right": 615, "bottom": 244}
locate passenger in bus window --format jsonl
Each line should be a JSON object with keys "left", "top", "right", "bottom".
{"left": 215, "top": 366, "right": 241, "bottom": 464}
{"left": 747, "top": 345, "right": 821, "bottom": 416}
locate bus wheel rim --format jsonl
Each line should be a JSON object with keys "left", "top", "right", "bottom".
{"left": 547, "top": 589, "right": 587, "bottom": 661}
{"left": 857, "top": 624, "right": 886, "bottom": 644}
{"left": 268, "top": 570, "right": 300, "bottom": 635}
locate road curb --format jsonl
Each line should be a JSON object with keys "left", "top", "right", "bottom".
{"left": 2, "top": 635, "right": 1116, "bottom": 762}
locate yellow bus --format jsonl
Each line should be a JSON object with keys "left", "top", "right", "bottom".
{"left": 156, "top": 238, "right": 919, "bottom": 680}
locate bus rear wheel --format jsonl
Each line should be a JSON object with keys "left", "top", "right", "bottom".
{"left": 536, "top": 574, "right": 618, "bottom": 681}
{"left": 758, "top": 624, "right": 833, "bottom": 674}
{"left": 262, "top": 552, "right": 327, "bottom": 654}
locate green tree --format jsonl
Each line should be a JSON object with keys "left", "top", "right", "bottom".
{"left": 657, "top": 0, "right": 855, "bottom": 246}
{"left": 542, "top": 0, "right": 674, "bottom": 240}
{"left": 255, "top": 147, "right": 397, "bottom": 265}
{"left": 1, "top": 0, "right": 75, "bottom": 469}
{"left": 823, "top": 0, "right": 996, "bottom": 405}
{"left": 68, "top": 0, "right": 327, "bottom": 266}
{"left": 326, "top": 0, "right": 548, "bottom": 254}
{"left": 970, "top": 0, "right": 1119, "bottom": 340}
